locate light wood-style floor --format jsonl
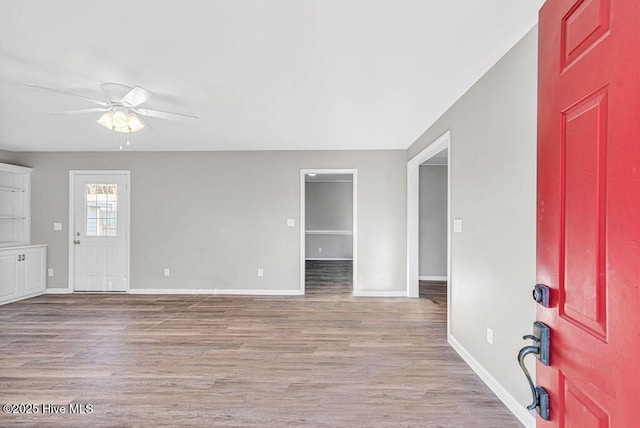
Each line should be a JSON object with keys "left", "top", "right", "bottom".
{"left": 0, "top": 263, "right": 521, "bottom": 427}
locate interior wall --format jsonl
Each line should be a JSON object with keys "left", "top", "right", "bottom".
{"left": 419, "top": 165, "right": 447, "bottom": 277}
{"left": 305, "top": 234, "right": 352, "bottom": 259}
{"left": 408, "top": 27, "right": 538, "bottom": 409}
{"left": 13, "top": 150, "right": 406, "bottom": 293}
{"left": 305, "top": 181, "right": 353, "bottom": 259}
{"left": 305, "top": 181, "right": 353, "bottom": 230}
{"left": 0, "top": 149, "right": 16, "bottom": 164}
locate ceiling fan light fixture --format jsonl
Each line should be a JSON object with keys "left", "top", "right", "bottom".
{"left": 126, "top": 114, "right": 144, "bottom": 132}
{"left": 112, "top": 110, "right": 129, "bottom": 129}
{"left": 97, "top": 111, "right": 114, "bottom": 129}
{"left": 34, "top": 83, "right": 196, "bottom": 139}
{"left": 97, "top": 110, "right": 144, "bottom": 133}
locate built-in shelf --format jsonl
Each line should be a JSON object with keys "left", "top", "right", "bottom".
{"left": 305, "top": 230, "right": 353, "bottom": 235}
{"left": 0, "top": 162, "right": 32, "bottom": 245}
{"left": 0, "top": 186, "right": 25, "bottom": 192}
{"left": 0, "top": 163, "right": 45, "bottom": 306}
{"left": 0, "top": 241, "right": 29, "bottom": 248}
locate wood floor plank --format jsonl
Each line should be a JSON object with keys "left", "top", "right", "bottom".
{"left": 0, "top": 264, "right": 522, "bottom": 427}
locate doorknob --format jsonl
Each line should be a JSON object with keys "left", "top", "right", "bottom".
{"left": 518, "top": 321, "right": 550, "bottom": 421}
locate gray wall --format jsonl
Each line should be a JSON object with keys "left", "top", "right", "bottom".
{"left": 408, "top": 27, "right": 538, "bottom": 408}
{"left": 0, "top": 149, "right": 16, "bottom": 164}
{"left": 13, "top": 150, "right": 406, "bottom": 293}
{"left": 305, "top": 181, "right": 353, "bottom": 259}
{"left": 305, "top": 181, "right": 353, "bottom": 230}
{"left": 419, "top": 165, "right": 447, "bottom": 277}
{"left": 305, "top": 234, "right": 352, "bottom": 259}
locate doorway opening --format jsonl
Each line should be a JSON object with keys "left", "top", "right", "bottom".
{"left": 300, "top": 169, "right": 357, "bottom": 296}
{"left": 418, "top": 149, "right": 448, "bottom": 305}
{"left": 407, "top": 131, "right": 451, "bottom": 329}
{"left": 69, "top": 170, "right": 130, "bottom": 292}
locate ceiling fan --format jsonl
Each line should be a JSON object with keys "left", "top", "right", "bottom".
{"left": 26, "top": 82, "right": 198, "bottom": 133}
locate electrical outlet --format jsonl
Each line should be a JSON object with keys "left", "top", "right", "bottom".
{"left": 287, "top": 219, "right": 295, "bottom": 227}
{"left": 47, "top": 268, "right": 54, "bottom": 277}
{"left": 164, "top": 268, "right": 170, "bottom": 277}
{"left": 486, "top": 327, "right": 494, "bottom": 345}
{"left": 318, "top": 247, "right": 322, "bottom": 253}
{"left": 454, "top": 218, "right": 463, "bottom": 233}
{"left": 257, "top": 268, "right": 264, "bottom": 277}
{"left": 53, "top": 222, "right": 63, "bottom": 231}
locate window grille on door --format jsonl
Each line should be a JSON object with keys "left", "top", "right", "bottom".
{"left": 86, "top": 184, "right": 118, "bottom": 237}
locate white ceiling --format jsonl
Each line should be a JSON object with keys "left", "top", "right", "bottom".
{"left": 0, "top": 1, "right": 543, "bottom": 152}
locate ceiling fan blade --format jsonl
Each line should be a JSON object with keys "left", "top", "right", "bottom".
{"left": 49, "top": 108, "right": 110, "bottom": 115}
{"left": 134, "top": 108, "right": 198, "bottom": 122}
{"left": 25, "top": 83, "right": 109, "bottom": 106}
{"left": 120, "top": 86, "right": 153, "bottom": 107}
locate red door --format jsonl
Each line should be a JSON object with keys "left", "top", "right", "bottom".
{"left": 537, "top": 0, "right": 640, "bottom": 426}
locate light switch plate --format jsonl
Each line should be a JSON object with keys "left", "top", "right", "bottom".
{"left": 257, "top": 268, "right": 264, "bottom": 277}
{"left": 48, "top": 268, "right": 54, "bottom": 277}
{"left": 453, "top": 219, "right": 463, "bottom": 233}
{"left": 164, "top": 268, "right": 170, "bottom": 277}
{"left": 287, "top": 219, "right": 295, "bottom": 227}
{"left": 54, "top": 222, "right": 63, "bottom": 231}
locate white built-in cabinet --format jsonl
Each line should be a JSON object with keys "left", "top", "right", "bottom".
{"left": 0, "top": 245, "right": 47, "bottom": 304}
{"left": 0, "top": 162, "right": 47, "bottom": 305}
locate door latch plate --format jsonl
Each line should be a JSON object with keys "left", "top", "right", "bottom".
{"left": 535, "top": 386, "right": 550, "bottom": 420}
{"left": 533, "top": 321, "right": 550, "bottom": 366}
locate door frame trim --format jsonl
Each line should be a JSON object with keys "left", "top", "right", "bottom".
{"left": 300, "top": 169, "right": 357, "bottom": 295}
{"left": 68, "top": 170, "right": 131, "bottom": 292}
{"left": 406, "top": 130, "right": 451, "bottom": 328}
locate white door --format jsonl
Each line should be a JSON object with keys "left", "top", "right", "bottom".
{"left": 72, "top": 172, "right": 129, "bottom": 292}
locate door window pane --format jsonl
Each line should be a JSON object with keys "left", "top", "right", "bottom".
{"left": 86, "top": 184, "right": 118, "bottom": 236}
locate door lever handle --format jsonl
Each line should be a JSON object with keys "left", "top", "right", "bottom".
{"left": 518, "top": 344, "right": 542, "bottom": 411}
{"left": 517, "top": 321, "right": 551, "bottom": 421}
{"left": 73, "top": 240, "right": 81, "bottom": 245}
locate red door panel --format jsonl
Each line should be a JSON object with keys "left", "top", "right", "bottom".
{"left": 537, "top": 0, "right": 640, "bottom": 426}
{"left": 561, "top": 87, "right": 608, "bottom": 339}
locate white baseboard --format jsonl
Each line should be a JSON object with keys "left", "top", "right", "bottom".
{"left": 448, "top": 334, "right": 535, "bottom": 428}
{"left": 419, "top": 275, "right": 447, "bottom": 281}
{"left": 353, "top": 290, "right": 406, "bottom": 297}
{"left": 45, "top": 288, "right": 72, "bottom": 294}
{"left": 305, "top": 258, "right": 353, "bottom": 261}
{"left": 46, "top": 288, "right": 304, "bottom": 296}
{"left": 48, "top": 287, "right": 404, "bottom": 298}
{"left": 1, "top": 291, "right": 46, "bottom": 305}
{"left": 128, "top": 288, "right": 304, "bottom": 296}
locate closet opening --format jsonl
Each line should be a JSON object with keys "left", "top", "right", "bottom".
{"left": 300, "top": 170, "right": 357, "bottom": 296}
